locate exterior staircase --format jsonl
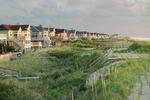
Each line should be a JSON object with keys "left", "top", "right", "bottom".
{"left": 8, "top": 36, "right": 25, "bottom": 51}
{"left": 43, "top": 37, "right": 51, "bottom": 47}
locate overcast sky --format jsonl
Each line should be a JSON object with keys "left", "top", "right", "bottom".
{"left": 0, "top": 0, "right": 150, "bottom": 37}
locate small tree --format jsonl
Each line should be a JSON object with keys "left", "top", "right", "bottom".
{"left": 129, "top": 43, "right": 141, "bottom": 51}
{"left": 6, "top": 45, "right": 15, "bottom": 52}
{"left": 0, "top": 43, "right": 4, "bottom": 54}
{"left": 0, "top": 43, "right": 15, "bottom": 54}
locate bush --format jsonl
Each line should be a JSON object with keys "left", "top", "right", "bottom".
{"left": 0, "top": 82, "right": 16, "bottom": 100}
{"left": 48, "top": 47, "right": 74, "bottom": 59}
{"left": 49, "top": 50, "right": 73, "bottom": 59}
{"left": 129, "top": 43, "right": 141, "bottom": 51}
{"left": 0, "top": 81, "right": 33, "bottom": 100}
{"left": 6, "top": 45, "right": 15, "bottom": 52}
{"left": 128, "top": 42, "right": 150, "bottom": 53}
{"left": 0, "top": 43, "right": 15, "bottom": 54}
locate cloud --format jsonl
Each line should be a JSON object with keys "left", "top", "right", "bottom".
{"left": 0, "top": 0, "right": 150, "bottom": 37}
{"left": 114, "top": 0, "right": 150, "bottom": 15}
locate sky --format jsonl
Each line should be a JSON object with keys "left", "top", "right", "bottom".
{"left": 0, "top": 0, "right": 150, "bottom": 37}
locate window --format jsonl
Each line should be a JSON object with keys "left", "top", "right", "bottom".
{"left": 25, "top": 40, "right": 30, "bottom": 44}
{"left": 32, "top": 34, "right": 38, "bottom": 38}
{"left": 14, "top": 34, "right": 17, "bottom": 37}
{"left": 25, "top": 40, "right": 28, "bottom": 44}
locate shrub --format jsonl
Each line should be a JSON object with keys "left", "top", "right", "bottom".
{"left": 0, "top": 81, "right": 33, "bottom": 100}
{"left": 128, "top": 43, "right": 141, "bottom": 51}
{"left": 6, "top": 45, "right": 15, "bottom": 52}
{"left": 128, "top": 42, "right": 150, "bottom": 53}
{"left": 0, "top": 82, "right": 16, "bottom": 100}
{"left": 0, "top": 43, "right": 15, "bottom": 54}
{"left": 49, "top": 50, "right": 73, "bottom": 59}
{"left": 48, "top": 47, "right": 74, "bottom": 59}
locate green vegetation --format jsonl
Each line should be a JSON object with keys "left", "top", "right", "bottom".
{"left": 0, "top": 79, "right": 37, "bottom": 100}
{"left": 128, "top": 42, "right": 150, "bottom": 52}
{"left": 0, "top": 39, "right": 149, "bottom": 100}
{"left": 0, "top": 43, "right": 15, "bottom": 54}
{"left": 115, "top": 41, "right": 150, "bottom": 53}
{"left": 0, "top": 40, "right": 109, "bottom": 100}
{"left": 80, "top": 40, "right": 150, "bottom": 100}
{"left": 80, "top": 59, "right": 150, "bottom": 100}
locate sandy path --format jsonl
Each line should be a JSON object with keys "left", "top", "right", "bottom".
{"left": 128, "top": 73, "right": 150, "bottom": 100}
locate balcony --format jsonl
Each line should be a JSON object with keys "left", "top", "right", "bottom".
{"left": 31, "top": 37, "right": 43, "bottom": 41}
{"left": 24, "top": 36, "right": 31, "bottom": 40}
{"left": 31, "top": 42, "right": 42, "bottom": 47}
{"left": 0, "top": 34, "right": 7, "bottom": 40}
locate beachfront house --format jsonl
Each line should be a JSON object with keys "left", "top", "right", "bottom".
{"left": 49, "top": 28, "right": 56, "bottom": 45}
{"left": 76, "top": 31, "right": 89, "bottom": 39}
{"left": 19, "top": 25, "right": 32, "bottom": 51}
{"left": 0, "top": 24, "right": 32, "bottom": 52}
{"left": 31, "top": 26, "right": 43, "bottom": 50}
{"left": 68, "top": 29, "right": 77, "bottom": 41}
{"left": 55, "top": 29, "right": 68, "bottom": 42}
{"left": 0, "top": 25, "right": 8, "bottom": 45}
{"left": 43, "top": 27, "right": 51, "bottom": 48}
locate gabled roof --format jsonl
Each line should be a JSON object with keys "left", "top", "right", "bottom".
{"left": 11, "top": 25, "right": 20, "bottom": 30}
{"left": 0, "top": 24, "right": 29, "bottom": 31}
{"left": 19, "top": 25, "right": 30, "bottom": 31}
{"left": 35, "top": 26, "right": 43, "bottom": 32}
{"left": 99, "top": 33, "right": 109, "bottom": 36}
{"left": 76, "top": 31, "right": 88, "bottom": 35}
{"left": 55, "top": 29, "right": 67, "bottom": 34}
{"left": 31, "top": 26, "right": 39, "bottom": 32}
{"left": 68, "top": 30, "right": 76, "bottom": 33}
{"left": 43, "top": 27, "right": 49, "bottom": 31}
{"left": 0, "top": 24, "right": 11, "bottom": 30}
{"left": 0, "top": 24, "right": 20, "bottom": 30}
{"left": 31, "top": 26, "right": 44, "bottom": 33}
{"left": 49, "top": 28, "right": 54, "bottom": 32}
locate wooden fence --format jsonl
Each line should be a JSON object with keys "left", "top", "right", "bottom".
{"left": 0, "top": 52, "right": 17, "bottom": 62}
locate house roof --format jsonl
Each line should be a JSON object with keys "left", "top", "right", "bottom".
{"left": 76, "top": 31, "right": 88, "bottom": 35}
{"left": 19, "top": 25, "right": 30, "bottom": 31}
{"left": 0, "top": 24, "right": 29, "bottom": 31}
{"left": 68, "top": 30, "right": 76, "bottom": 33}
{"left": 1, "top": 24, "right": 20, "bottom": 30}
{"left": 43, "top": 27, "right": 49, "bottom": 31}
{"left": 0, "top": 25, "right": 11, "bottom": 30}
{"left": 11, "top": 25, "right": 20, "bottom": 30}
{"left": 31, "top": 26, "right": 44, "bottom": 33}
{"left": 99, "top": 33, "right": 109, "bottom": 36}
{"left": 31, "top": 26, "right": 38, "bottom": 32}
{"left": 55, "top": 29, "right": 67, "bottom": 34}
{"left": 49, "top": 28, "right": 55, "bottom": 32}
{"left": 35, "top": 26, "right": 43, "bottom": 32}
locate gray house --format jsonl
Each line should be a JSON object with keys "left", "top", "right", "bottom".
{"left": 67, "top": 29, "right": 77, "bottom": 41}
{"left": 31, "top": 26, "right": 43, "bottom": 50}
{"left": 76, "top": 31, "right": 89, "bottom": 39}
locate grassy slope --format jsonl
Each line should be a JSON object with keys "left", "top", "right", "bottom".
{"left": 81, "top": 59, "right": 150, "bottom": 100}
{"left": 81, "top": 41, "right": 150, "bottom": 100}
{"left": 0, "top": 40, "right": 111, "bottom": 100}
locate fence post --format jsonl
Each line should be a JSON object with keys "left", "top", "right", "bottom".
{"left": 72, "top": 92, "right": 74, "bottom": 100}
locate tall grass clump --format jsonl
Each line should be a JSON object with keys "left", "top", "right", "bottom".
{"left": 0, "top": 40, "right": 111, "bottom": 99}
{"left": 81, "top": 59, "right": 150, "bottom": 100}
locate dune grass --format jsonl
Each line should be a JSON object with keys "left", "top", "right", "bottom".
{"left": 1, "top": 39, "right": 146, "bottom": 100}
{"left": 81, "top": 58, "right": 150, "bottom": 100}
{"left": 0, "top": 40, "right": 108, "bottom": 100}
